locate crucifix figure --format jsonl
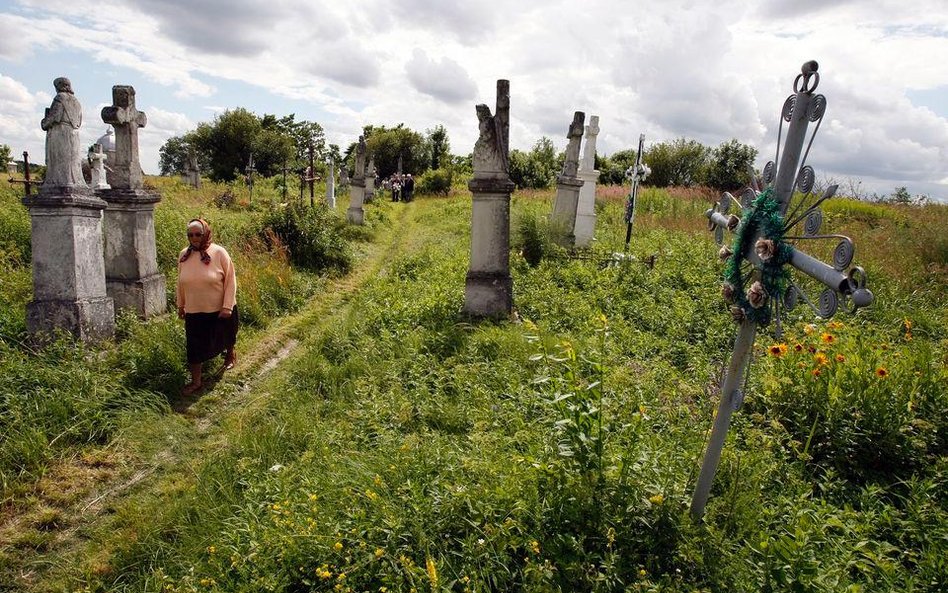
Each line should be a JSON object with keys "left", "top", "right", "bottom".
{"left": 100, "top": 85, "right": 147, "bottom": 189}
{"left": 691, "top": 61, "right": 874, "bottom": 519}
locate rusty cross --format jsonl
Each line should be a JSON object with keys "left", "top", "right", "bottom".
{"left": 8, "top": 151, "right": 42, "bottom": 197}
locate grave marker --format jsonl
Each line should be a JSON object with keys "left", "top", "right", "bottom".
{"left": 464, "top": 79, "right": 514, "bottom": 317}
{"left": 89, "top": 143, "right": 110, "bottom": 190}
{"left": 24, "top": 78, "right": 115, "bottom": 342}
{"left": 550, "top": 111, "right": 585, "bottom": 247}
{"left": 574, "top": 115, "right": 601, "bottom": 247}
{"left": 98, "top": 84, "right": 166, "bottom": 319}
{"left": 326, "top": 157, "right": 336, "bottom": 208}
{"left": 347, "top": 136, "right": 367, "bottom": 224}
{"left": 691, "top": 61, "right": 874, "bottom": 519}
{"left": 623, "top": 133, "right": 649, "bottom": 250}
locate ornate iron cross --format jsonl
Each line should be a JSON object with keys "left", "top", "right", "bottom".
{"left": 690, "top": 61, "right": 874, "bottom": 519}
{"left": 623, "top": 133, "right": 649, "bottom": 250}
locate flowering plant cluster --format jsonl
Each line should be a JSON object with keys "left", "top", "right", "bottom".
{"left": 720, "top": 188, "right": 794, "bottom": 325}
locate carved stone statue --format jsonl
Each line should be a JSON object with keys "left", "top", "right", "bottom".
{"left": 561, "top": 111, "right": 585, "bottom": 178}
{"left": 472, "top": 80, "right": 510, "bottom": 179}
{"left": 40, "top": 77, "right": 85, "bottom": 190}
{"left": 353, "top": 136, "right": 367, "bottom": 181}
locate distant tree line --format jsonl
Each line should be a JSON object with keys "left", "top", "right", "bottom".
{"left": 508, "top": 137, "right": 759, "bottom": 192}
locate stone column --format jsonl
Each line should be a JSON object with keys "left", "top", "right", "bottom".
{"left": 326, "top": 158, "right": 336, "bottom": 208}
{"left": 98, "top": 85, "right": 166, "bottom": 318}
{"left": 365, "top": 156, "right": 376, "bottom": 203}
{"left": 574, "top": 115, "right": 600, "bottom": 247}
{"left": 549, "top": 111, "right": 585, "bottom": 247}
{"left": 26, "top": 77, "right": 115, "bottom": 342}
{"left": 464, "top": 80, "right": 515, "bottom": 318}
{"left": 347, "top": 136, "right": 367, "bottom": 224}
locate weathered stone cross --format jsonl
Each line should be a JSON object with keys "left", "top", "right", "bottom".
{"left": 691, "top": 61, "right": 874, "bottom": 519}
{"left": 100, "top": 85, "right": 146, "bottom": 189}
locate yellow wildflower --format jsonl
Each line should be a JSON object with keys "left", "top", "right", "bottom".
{"left": 375, "top": 548, "right": 384, "bottom": 559}
{"left": 876, "top": 367, "right": 889, "bottom": 378}
{"left": 530, "top": 540, "right": 541, "bottom": 554}
{"left": 821, "top": 333, "right": 835, "bottom": 344}
{"left": 334, "top": 542, "right": 344, "bottom": 552}
{"left": 768, "top": 343, "right": 788, "bottom": 357}
{"left": 813, "top": 352, "right": 828, "bottom": 366}
{"left": 648, "top": 494, "right": 664, "bottom": 505}
{"left": 426, "top": 556, "right": 439, "bottom": 589}
{"left": 835, "top": 354, "right": 845, "bottom": 363}
{"left": 804, "top": 323, "right": 817, "bottom": 335}
{"left": 206, "top": 545, "right": 216, "bottom": 554}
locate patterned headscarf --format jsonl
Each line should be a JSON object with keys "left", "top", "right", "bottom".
{"left": 179, "top": 218, "right": 212, "bottom": 265}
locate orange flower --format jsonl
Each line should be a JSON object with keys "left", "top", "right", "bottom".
{"left": 875, "top": 367, "right": 889, "bottom": 378}
{"left": 835, "top": 354, "right": 846, "bottom": 363}
{"left": 814, "top": 352, "right": 828, "bottom": 366}
{"left": 811, "top": 368, "right": 822, "bottom": 377}
{"left": 769, "top": 343, "right": 789, "bottom": 357}
{"left": 828, "top": 321, "right": 844, "bottom": 330}
{"left": 903, "top": 318, "right": 912, "bottom": 331}
{"left": 821, "top": 333, "right": 835, "bottom": 344}
{"left": 793, "top": 343, "right": 804, "bottom": 352}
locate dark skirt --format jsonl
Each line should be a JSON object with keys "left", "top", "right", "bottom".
{"left": 184, "top": 307, "right": 239, "bottom": 364}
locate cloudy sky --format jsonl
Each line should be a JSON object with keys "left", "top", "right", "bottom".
{"left": 1, "top": 0, "right": 946, "bottom": 200}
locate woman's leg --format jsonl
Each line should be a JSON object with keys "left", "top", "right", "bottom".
{"left": 184, "top": 362, "right": 203, "bottom": 394}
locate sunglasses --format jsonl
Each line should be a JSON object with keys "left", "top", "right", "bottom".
{"left": 187, "top": 232, "right": 204, "bottom": 237}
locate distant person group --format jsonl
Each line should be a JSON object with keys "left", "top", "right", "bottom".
{"left": 384, "top": 173, "right": 414, "bottom": 202}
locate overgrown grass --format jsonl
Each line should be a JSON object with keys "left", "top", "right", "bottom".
{"left": 0, "top": 176, "right": 354, "bottom": 496}
{"left": 56, "top": 190, "right": 946, "bottom": 592}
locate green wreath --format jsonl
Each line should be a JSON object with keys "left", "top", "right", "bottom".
{"left": 722, "top": 188, "right": 794, "bottom": 325}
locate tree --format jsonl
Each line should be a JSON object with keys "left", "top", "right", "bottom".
{"left": 426, "top": 125, "right": 450, "bottom": 170}
{"left": 596, "top": 148, "right": 638, "bottom": 185}
{"left": 0, "top": 144, "right": 11, "bottom": 170}
{"left": 158, "top": 135, "right": 189, "bottom": 175}
{"left": 508, "top": 137, "right": 559, "bottom": 189}
{"left": 362, "top": 124, "right": 429, "bottom": 178}
{"left": 705, "top": 139, "right": 757, "bottom": 190}
{"left": 644, "top": 138, "right": 711, "bottom": 187}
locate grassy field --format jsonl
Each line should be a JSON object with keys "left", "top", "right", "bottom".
{"left": 0, "top": 178, "right": 945, "bottom": 592}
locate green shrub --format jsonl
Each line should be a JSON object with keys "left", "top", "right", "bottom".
{"left": 260, "top": 203, "right": 352, "bottom": 274}
{"left": 415, "top": 168, "right": 454, "bottom": 196}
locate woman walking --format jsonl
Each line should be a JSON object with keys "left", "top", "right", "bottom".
{"left": 177, "top": 218, "right": 238, "bottom": 395}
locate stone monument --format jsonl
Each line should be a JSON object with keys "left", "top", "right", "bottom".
{"left": 574, "top": 115, "right": 601, "bottom": 247}
{"left": 98, "top": 85, "right": 166, "bottom": 319}
{"left": 549, "top": 111, "right": 585, "bottom": 247}
{"left": 339, "top": 165, "right": 349, "bottom": 189}
{"left": 464, "top": 79, "right": 515, "bottom": 317}
{"left": 326, "top": 157, "right": 336, "bottom": 208}
{"left": 24, "top": 77, "right": 115, "bottom": 342}
{"left": 347, "top": 136, "right": 367, "bottom": 224}
{"left": 96, "top": 128, "right": 117, "bottom": 186}
{"left": 89, "top": 143, "right": 110, "bottom": 190}
{"left": 182, "top": 146, "right": 201, "bottom": 188}
{"left": 365, "top": 155, "right": 377, "bottom": 203}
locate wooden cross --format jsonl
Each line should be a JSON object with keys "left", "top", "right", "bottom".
{"left": 100, "top": 85, "right": 147, "bottom": 189}
{"left": 8, "top": 151, "right": 42, "bottom": 197}
{"left": 691, "top": 61, "right": 874, "bottom": 519}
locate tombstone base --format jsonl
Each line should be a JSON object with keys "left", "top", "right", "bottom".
{"left": 463, "top": 271, "right": 512, "bottom": 318}
{"left": 574, "top": 213, "right": 597, "bottom": 247}
{"left": 347, "top": 207, "right": 364, "bottom": 225}
{"left": 26, "top": 296, "right": 115, "bottom": 343}
{"left": 551, "top": 176, "right": 583, "bottom": 248}
{"left": 107, "top": 272, "right": 167, "bottom": 319}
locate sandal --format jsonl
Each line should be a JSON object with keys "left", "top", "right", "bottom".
{"left": 223, "top": 353, "right": 237, "bottom": 370}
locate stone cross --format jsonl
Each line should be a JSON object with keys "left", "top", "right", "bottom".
{"left": 464, "top": 80, "right": 514, "bottom": 317}
{"left": 183, "top": 146, "right": 200, "bottom": 188}
{"left": 89, "top": 143, "right": 110, "bottom": 190}
{"left": 100, "top": 85, "right": 147, "bottom": 190}
{"left": 561, "top": 112, "right": 585, "bottom": 178}
{"left": 574, "top": 115, "right": 601, "bottom": 247}
{"left": 347, "top": 136, "right": 367, "bottom": 224}
{"left": 691, "top": 61, "right": 874, "bottom": 519}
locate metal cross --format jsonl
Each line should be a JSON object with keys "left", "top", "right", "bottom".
{"left": 8, "top": 151, "right": 42, "bottom": 196}
{"left": 691, "top": 61, "right": 874, "bottom": 519}
{"left": 245, "top": 153, "right": 256, "bottom": 203}
{"left": 623, "top": 133, "right": 649, "bottom": 250}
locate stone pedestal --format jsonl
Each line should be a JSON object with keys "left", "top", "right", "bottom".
{"left": 365, "top": 171, "right": 376, "bottom": 203}
{"left": 347, "top": 180, "right": 365, "bottom": 224}
{"left": 550, "top": 175, "right": 583, "bottom": 246}
{"left": 99, "top": 189, "right": 166, "bottom": 318}
{"left": 464, "top": 177, "right": 515, "bottom": 317}
{"left": 574, "top": 168, "right": 600, "bottom": 247}
{"left": 24, "top": 187, "right": 115, "bottom": 342}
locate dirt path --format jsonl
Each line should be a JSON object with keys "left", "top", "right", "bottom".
{"left": 0, "top": 200, "right": 418, "bottom": 592}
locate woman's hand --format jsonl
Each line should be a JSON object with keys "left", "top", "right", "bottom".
{"left": 218, "top": 309, "right": 232, "bottom": 319}
{"left": 177, "top": 306, "right": 185, "bottom": 319}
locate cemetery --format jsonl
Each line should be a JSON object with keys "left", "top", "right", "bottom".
{"left": 0, "top": 62, "right": 945, "bottom": 593}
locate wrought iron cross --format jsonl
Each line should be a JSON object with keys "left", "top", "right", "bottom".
{"left": 691, "top": 61, "right": 874, "bottom": 519}
{"left": 8, "top": 151, "right": 42, "bottom": 196}
{"left": 623, "top": 133, "right": 649, "bottom": 250}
